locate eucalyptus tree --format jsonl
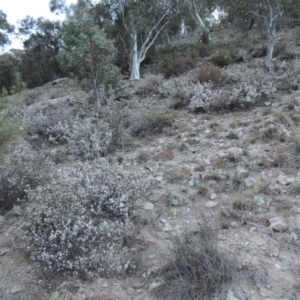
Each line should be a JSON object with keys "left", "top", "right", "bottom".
{"left": 185, "top": 0, "right": 215, "bottom": 43}
{"left": 248, "top": 0, "right": 284, "bottom": 71}
{"left": 0, "top": 10, "right": 14, "bottom": 48}
{"left": 218, "top": 0, "right": 285, "bottom": 71}
{"left": 108, "top": 0, "right": 182, "bottom": 80}
{"left": 57, "top": 13, "right": 119, "bottom": 107}
{"left": 18, "top": 17, "right": 63, "bottom": 87}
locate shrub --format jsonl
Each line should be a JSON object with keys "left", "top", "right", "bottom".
{"left": 198, "top": 43, "right": 212, "bottom": 57}
{"left": 188, "top": 82, "right": 222, "bottom": 113}
{"left": 47, "top": 117, "right": 114, "bottom": 158}
{"left": 273, "top": 41, "right": 286, "bottom": 57}
{"left": 211, "top": 49, "right": 234, "bottom": 67}
{"left": 22, "top": 90, "right": 43, "bottom": 106}
{"left": 159, "top": 75, "right": 195, "bottom": 109}
{"left": 0, "top": 141, "right": 50, "bottom": 213}
{"left": 135, "top": 74, "right": 164, "bottom": 97}
{"left": 161, "top": 48, "right": 199, "bottom": 78}
{"left": 279, "top": 59, "right": 300, "bottom": 90}
{"left": 197, "top": 64, "right": 226, "bottom": 84}
{"left": 155, "top": 228, "right": 237, "bottom": 300}
{"left": 23, "top": 159, "right": 148, "bottom": 277}
{"left": 129, "top": 110, "right": 174, "bottom": 137}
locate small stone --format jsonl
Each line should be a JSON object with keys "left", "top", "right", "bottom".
{"left": 126, "top": 287, "right": 134, "bottom": 295}
{"left": 205, "top": 201, "right": 218, "bottom": 208}
{"left": 148, "top": 278, "right": 165, "bottom": 292}
{"left": 163, "top": 224, "right": 172, "bottom": 232}
{"left": 210, "top": 193, "right": 217, "bottom": 200}
{"left": 7, "top": 206, "right": 22, "bottom": 216}
{"left": 10, "top": 285, "right": 22, "bottom": 294}
{"left": 277, "top": 174, "right": 288, "bottom": 185}
{"left": 143, "top": 202, "right": 154, "bottom": 210}
{"left": 269, "top": 217, "right": 288, "bottom": 232}
{"left": 145, "top": 161, "right": 158, "bottom": 173}
{"left": 245, "top": 177, "right": 256, "bottom": 188}
{"left": 226, "top": 147, "right": 244, "bottom": 157}
{"left": 253, "top": 195, "right": 264, "bottom": 206}
{"left": 235, "top": 167, "right": 249, "bottom": 178}
{"left": 0, "top": 247, "right": 9, "bottom": 256}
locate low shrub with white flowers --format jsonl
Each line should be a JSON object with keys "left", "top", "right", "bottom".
{"left": 23, "top": 159, "right": 149, "bottom": 277}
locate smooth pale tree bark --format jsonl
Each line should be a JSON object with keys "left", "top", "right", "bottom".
{"left": 191, "top": 0, "right": 211, "bottom": 43}
{"left": 114, "top": 0, "right": 180, "bottom": 80}
{"left": 248, "top": 0, "right": 283, "bottom": 71}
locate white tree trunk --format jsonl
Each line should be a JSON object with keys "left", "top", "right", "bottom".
{"left": 130, "top": 31, "right": 140, "bottom": 80}
{"left": 192, "top": 1, "right": 211, "bottom": 43}
{"left": 91, "top": 64, "right": 103, "bottom": 108}
{"left": 266, "top": 27, "right": 276, "bottom": 71}
{"left": 264, "top": 3, "right": 277, "bottom": 72}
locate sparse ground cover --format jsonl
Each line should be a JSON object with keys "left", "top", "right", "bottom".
{"left": 1, "top": 28, "right": 300, "bottom": 300}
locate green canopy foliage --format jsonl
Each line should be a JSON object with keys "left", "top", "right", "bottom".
{"left": 58, "top": 13, "right": 120, "bottom": 106}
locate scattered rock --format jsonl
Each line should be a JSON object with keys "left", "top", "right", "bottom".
{"left": 10, "top": 285, "right": 22, "bottom": 294}
{"left": 126, "top": 287, "right": 134, "bottom": 295}
{"left": 226, "top": 147, "right": 244, "bottom": 157}
{"left": 269, "top": 217, "right": 288, "bottom": 232}
{"left": 210, "top": 193, "right": 217, "bottom": 200}
{"left": 245, "top": 177, "right": 257, "bottom": 188}
{"left": 205, "top": 201, "right": 218, "bottom": 208}
{"left": 0, "top": 247, "right": 9, "bottom": 256}
{"left": 167, "top": 191, "right": 187, "bottom": 206}
{"left": 253, "top": 195, "right": 265, "bottom": 206}
{"left": 145, "top": 161, "right": 158, "bottom": 173}
{"left": 148, "top": 278, "right": 165, "bottom": 292}
{"left": 143, "top": 202, "right": 154, "bottom": 210}
{"left": 7, "top": 206, "right": 23, "bottom": 217}
{"left": 188, "top": 173, "right": 201, "bottom": 187}
{"left": 276, "top": 174, "right": 294, "bottom": 185}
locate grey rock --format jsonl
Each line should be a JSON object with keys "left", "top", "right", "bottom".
{"left": 167, "top": 191, "right": 187, "bottom": 206}
{"left": 0, "top": 247, "right": 9, "bottom": 256}
{"left": 277, "top": 174, "right": 287, "bottom": 185}
{"left": 235, "top": 167, "right": 249, "bottom": 178}
{"left": 210, "top": 193, "right": 217, "bottom": 200}
{"left": 245, "top": 177, "right": 257, "bottom": 188}
{"left": 248, "top": 148, "right": 264, "bottom": 158}
{"left": 143, "top": 202, "right": 154, "bottom": 210}
{"left": 269, "top": 217, "right": 288, "bottom": 232}
{"left": 226, "top": 147, "right": 244, "bottom": 157}
{"left": 127, "top": 287, "right": 135, "bottom": 295}
{"left": 253, "top": 195, "right": 264, "bottom": 206}
{"left": 10, "top": 285, "right": 22, "bottom": 294}
{"left": 148, "top": 278, "right": 165, "bottom": 292}
{"left": 205, "top": 201, "right": 218, "bottom": 208}
{"left": 189, "top": 173, "right": 201, "bottom": 187}
{"left": 145, "top": 161, "right": 158, "bottom": 173}
{"left": 7, "top": 206, "right": 22, "bottom": 217}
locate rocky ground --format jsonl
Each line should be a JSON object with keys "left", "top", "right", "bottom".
{"left": 1, "top": 29, "right": 300, "bottom": 300}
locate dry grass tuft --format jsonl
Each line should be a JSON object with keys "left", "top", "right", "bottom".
{"left": 153, "top": 150, "right": 174, "bottom": 161}
{"left": 168, "top": 167, "right": 189, "bottom": 182}
{"left": 154, "top": 228, "right": 238, "bottom": 300}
